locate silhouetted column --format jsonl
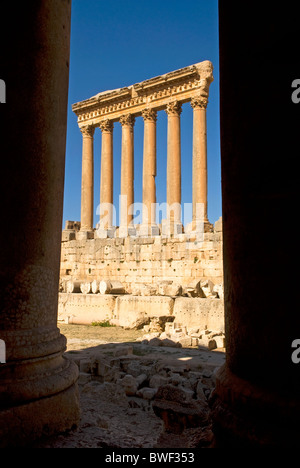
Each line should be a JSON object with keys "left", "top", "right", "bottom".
{"left": 119, "top": 113, "right": 135, "bottom": 237}
{"left": 80, "top": 125, "right": 95, "bottom": 235}
{"left": 0, "top": 0, "right": 79, "bottom": 447}
{"left": 210, "top": 1, "right": 300, "bottom": 447}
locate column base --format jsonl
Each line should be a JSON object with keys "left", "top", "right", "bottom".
{"left": 95, "top": 226, "right": 116, "bottom": 239}
{"left": 118, "top": 225, "right": 137, "bottom": 238}
{"left": 209, "top": 365, "right": 300, "bottom": 447}
{"left": 0, "top": 381, "right": 79, "bottom": 447}
{"left": 139, "top": 224, "right": 160, "bottom": 237}
{"left": 161, "top": 219, "right": 183, "bottom": 237}
{"left": 76, "top": 230, "right": 94, "bottom": 240}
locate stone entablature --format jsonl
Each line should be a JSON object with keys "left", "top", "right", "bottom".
{"left": 72, "top": 61, "right": 213, "bottom": 125}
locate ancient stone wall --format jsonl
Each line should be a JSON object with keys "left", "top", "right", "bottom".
{"left": 60, "top": 217, "right": 223, "bottom": 291}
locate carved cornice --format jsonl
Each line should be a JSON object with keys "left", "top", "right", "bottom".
{"left": 165, "top": 100, "right": 182, "bottom": 116}
{"left": 73, "top": 61, "right": 213, "bottom": 125}
{"left": 190, "top": 96, "right": 208, "bottom": 110}
{"left": 80, "top": 125, "right": 95, "bottom": 138}
{"left": 99, "top": 119, "right": 114, "bottom": 133}
{"left": 142, "top": 108, "right": 157, "bottom": 122}
{"left": 119, "top": 113, "right": 135, "bottom": 127}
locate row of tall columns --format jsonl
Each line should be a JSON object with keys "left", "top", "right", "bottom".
{"left": 79, "top": 97, "right": 208, "bottom": 235}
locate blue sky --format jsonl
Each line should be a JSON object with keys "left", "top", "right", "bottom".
{"left": 63, "top": 0, "right": 221, "bottom": 228}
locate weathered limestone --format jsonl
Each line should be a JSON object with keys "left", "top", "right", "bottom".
{"left": 163, "top": 101, "right": 182, "bottom": 234}
{"left": 80, "top": 125, "right": 95, "bottom": 232}
{"left": 72, "top": 61, "right": 214, "bottom": 237}
{"left": 0, "top": 0, "right": 79, "bottom": 446}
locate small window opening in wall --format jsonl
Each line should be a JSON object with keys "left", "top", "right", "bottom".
{"left": 88, "top": 268, "right": 92, "bottom": 274}
{"left": 66, "top": 269, "right": 72, "bottom": 275}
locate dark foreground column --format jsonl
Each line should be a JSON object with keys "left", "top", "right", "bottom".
{"left": 210, "top": 3, "right": 300, "bottom": 447}
{"left": 0, "top": 1, "right": 80, "bottom": 446}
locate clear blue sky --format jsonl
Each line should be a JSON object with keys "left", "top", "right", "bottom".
{"left": 63, "top": 0, "right": 221, "bottom": 229}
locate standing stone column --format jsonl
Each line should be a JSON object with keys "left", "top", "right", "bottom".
{"left": 80, "top": 125, "right": 95, "bottom": 237}
{"left": 0, "top": 0, "right": 79, "bottom": 446}
{"left": 163, "top": 101, "right": 182, "bottom": 235}
{"left": 119, "top": 114, "right": 135, "bottom": 237}
{"left": 98, "top": 119, "right": 115, "bottom": 237}
{"left": 191, "top": 97, "right": 209, "bottom": 227}
{"left": 210, "top": 1, "right": 300, "bottom": 447}
{"left": 141, "top": 108, "right": 159, "bottom": 236}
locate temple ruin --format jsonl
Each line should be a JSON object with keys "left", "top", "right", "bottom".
{"left": 1, "top": 0, "right": 299, "bottom": 449}
{"left": 59, "top": 62, "right": 224, "bottom": 336}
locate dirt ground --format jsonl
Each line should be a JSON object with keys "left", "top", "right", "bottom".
{"left": 33, "top": 324, "right": 225, "bottom": 448}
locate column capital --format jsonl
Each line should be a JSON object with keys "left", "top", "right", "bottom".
{"left": 142, "top": 108, "right": 157, "bottom": 122}
{"left": 190, "top": 96, "right": 208, "bottom": 109}
{"left": 99, "top": 119, "right": 114, "bottom": 133}
{"left": 165, "top": 100, "right": 182, "bottom": 116}
{"left": 119, "top": 113, "right": 135, "bottom": 128}
{"left": 80, "top": 124, "right": 95, "bottom": 138}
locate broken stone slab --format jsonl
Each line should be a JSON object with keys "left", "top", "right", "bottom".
{"left": 151, "top": 399, "right": 210, "bottom": 434}
{"left": 136, "top": 387, "right": 158, "bottom": 400}
{"left": 119, "top": 374, "right": 138, "bottom": 396}
{"left": 157, "top": 282, "right": 183, "bottom": 297}
{"left": 118, "top": 311, "right": 150, "bottom": 330}
{"left": 113, "top": 345, "right": 133, "bottom": 357}
{"left": 200, "top": 279, "right": 217, "bottom": 298}
{"left": 212, "top": 283, "right": 224, "bottom": 300}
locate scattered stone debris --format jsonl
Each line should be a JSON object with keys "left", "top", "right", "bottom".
{"left": 33, "top": 335, "right": 225, "bottom": 448}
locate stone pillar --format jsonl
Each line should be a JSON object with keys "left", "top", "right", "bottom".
{"left": 79, "top": 125, "right": 95, "bottom": 237}
{"left": 140, "top": 108, "right": 159, "bottom": 236}
{"left": 0, "top": 0, "right": 79, "bottom": 446}
{"left": 191, "top": 97, "right": 209, "bottom": 227}
{"left": 210, "top": 2, "right": 300, "bottom": 447}
{"left": 97, "top": 119, "right": 115, "bottom": 238}
{"left": 163, "top": 100, "right": 182, "bottom": 235}
{"left": 119, "top": 113, "right": 135, "bottom": 237}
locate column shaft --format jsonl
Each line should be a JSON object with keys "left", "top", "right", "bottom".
{"left": 120, "top": 114, "right": 135, "bottom": 231}
{"left": 80, "top": 125, "right": 94, "bottom": 231}
{"left": 142, "top": 109, "right": 157, "bottom": 228}
{"left": 211, "top": 1, "right": 300, "bottom": 447}
{"left": 166, "top": 101, "right": 182, "bottom": 225}
{"left": 99, "top": 120, "right": 113, "bottom": 229}
{"left": 191, "top": 98, "right": 208, "bottom": 223}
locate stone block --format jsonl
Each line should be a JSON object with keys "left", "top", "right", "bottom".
{"left": 76, "top": 230, "right": 94, "bottom": 240}
{"left": 173, "top": 297, "right": 224, "bottom": 333}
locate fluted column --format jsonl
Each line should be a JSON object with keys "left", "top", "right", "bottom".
{"left": 98, "top": 119, "right": 114, "bottom": 235}
{"left": 191, "top": 96, "right": 209, "bottom": 226}
{"left": 141, "top": 108, "right": 159, "bottom": 236}
{"left": 80, "top": 125, "right": 95, "bottom": 234}
{"left": 119, "top": 114, "right": 135, "bottom": 236}
{"left": 163, "top": 101, "right": 182, "bottom": 235}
